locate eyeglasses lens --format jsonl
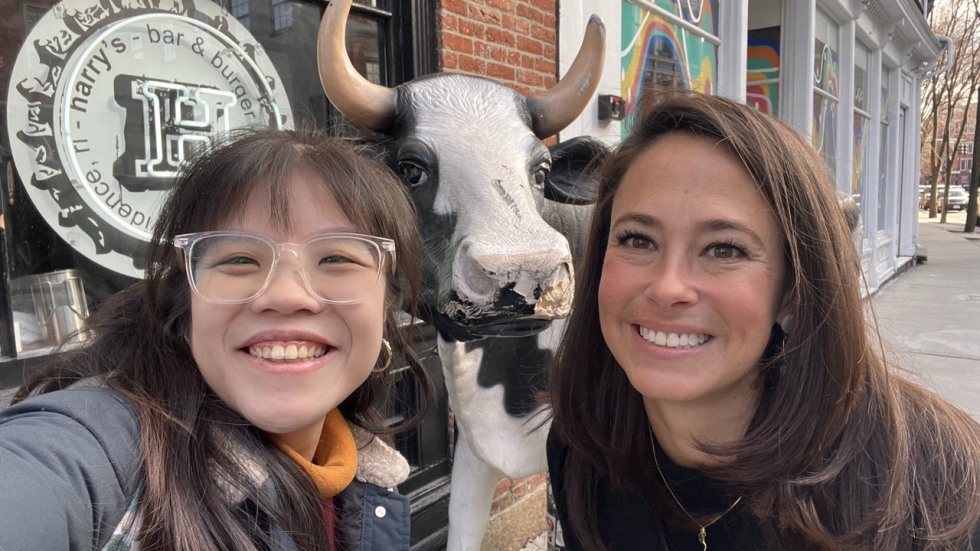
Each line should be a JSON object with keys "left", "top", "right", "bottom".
{"left": 189, "top": 234, "right": 382, "bottom": 303}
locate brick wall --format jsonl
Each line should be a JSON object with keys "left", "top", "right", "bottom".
{"left": 436, "top": 0, "right": 560, "bottom": 526}
{"left": 438, "top": 0, "right": 558, "bottom": 96}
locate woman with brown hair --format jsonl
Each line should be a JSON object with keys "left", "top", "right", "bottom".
{"left": 0, "top": 128, "right": 431, "bottom": 550}
{"left": 547, "top": 92, "right": 980, "bottom": 550}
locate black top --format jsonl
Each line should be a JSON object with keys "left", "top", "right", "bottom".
{"left": 548, "top": 425, "right": 980, "bottom": 551}
{"left": 547, "top": 425, "right": 761, "bottom": 551}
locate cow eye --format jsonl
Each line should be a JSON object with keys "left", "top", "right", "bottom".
{"left": 531, "top": 162, "right": 551, "bottom": 190}
{"left": 398, "top": 161, "right": 429, "bottom": 188}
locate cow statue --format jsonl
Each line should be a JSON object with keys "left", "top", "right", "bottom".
{"left": 317, "top": 2, "right": 606, "bottom": 549}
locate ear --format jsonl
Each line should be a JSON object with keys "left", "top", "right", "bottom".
{"left": 545, "top": 136, "right": 608, "bottom": 205}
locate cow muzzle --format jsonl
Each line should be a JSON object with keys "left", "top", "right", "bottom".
{"left": 444, "top": 239, "right": 574, "bottom": 326}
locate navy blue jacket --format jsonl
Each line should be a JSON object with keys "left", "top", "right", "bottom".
{"left": 0, "top": 386, "right": 410, "bottom": 551}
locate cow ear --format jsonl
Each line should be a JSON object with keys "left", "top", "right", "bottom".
{"left": 544, "top": 136, "right": 608, "bottom": 205}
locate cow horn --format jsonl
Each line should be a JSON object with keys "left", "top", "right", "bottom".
{"left": 317, "top": 0, "right": 397, "bottom": 130}
{"left": 527, "top": 15, "right": 606, "bottom": 139}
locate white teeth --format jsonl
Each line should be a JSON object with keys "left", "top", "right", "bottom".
{"left": 248, "top": 343, "right": 327, "bottom": 362}
{"left": 638, "top": 327, "right": 709, "bottom": 348}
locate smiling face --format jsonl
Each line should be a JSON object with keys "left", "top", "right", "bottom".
{"left": 598, "top": 133, "right": 787, "bottom": 415}
{"left": 189, "top": 172, "right": 387, "bottom": 455}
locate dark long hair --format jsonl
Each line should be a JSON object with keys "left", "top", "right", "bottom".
{"left": 14, "top": 128, "right": 432, "bottom": 550}
{"left": 549, "top": 92, "right": 980, "bottom": 550}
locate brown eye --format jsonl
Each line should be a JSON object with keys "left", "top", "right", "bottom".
{"left": 707, "top": 243, "right": 746, "bottom": 259}
{"left": 615, "top": 232, "right": 655, "bottom": 250}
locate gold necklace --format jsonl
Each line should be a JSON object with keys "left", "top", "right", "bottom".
{"left": 650, "top": 434, "right": 743, "bottom": 551}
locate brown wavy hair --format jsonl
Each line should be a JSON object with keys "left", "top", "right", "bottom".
{"left": 549, "top": 91, "right": 980, "bottom": 550}
{"left": 16, "top": 128, "right": 432, "bottom": 550}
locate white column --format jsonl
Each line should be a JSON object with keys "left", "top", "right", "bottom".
{"left": 866, "top": 46, "right": 883, "bottom": 287}
{"left": 902, "top": 73, "right": 922, "bottom": 257}
{"left": 558, "top": 1, "right": 622, "bottom": 143}
{"left": 838, "top": 19, "right": 855, "bottom": 195}
{"left": 717, "top": 0, "right": 748, "bottom": 101}
{"left": 887, "top": 68, "right": 915, "bottom": 258}
{"left": 779, "top": 0, "right": 815, "bottom": 134}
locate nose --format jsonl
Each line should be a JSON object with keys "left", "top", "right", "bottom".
{"left": 643, "top": 254, "right": 698, "bottom": 307}
{"left": 250, "top": 253, "right": 324, "bottom": 313}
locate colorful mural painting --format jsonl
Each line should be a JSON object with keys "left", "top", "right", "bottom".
{"left": 621, "top": 0, "right": 718, "bottom": 134}
{"left": 853, "top": 113, "right": 869, "bottom": 197}
{"left": 746, "top": 27, "right": 780, "bottom": 116}
{"left": 812, "top": 37, "right": 840, "bottom": 172}
{"left": 852, "top": 45, "right": 871, "bottom": 200}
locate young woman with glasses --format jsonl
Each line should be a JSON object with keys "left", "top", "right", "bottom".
{"left": 0, "top": 128, "right": 432, "bottom": 550}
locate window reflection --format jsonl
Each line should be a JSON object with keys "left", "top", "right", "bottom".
{"left": 0, "top": 0, "right": 392, "bottom": 358}
{"left": 347, "top": 14, "right": 385, "bottom": 85}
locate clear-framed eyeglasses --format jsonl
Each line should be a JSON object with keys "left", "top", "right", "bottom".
{"left": 173, "top": 231, "right": 396, "bottom": 304}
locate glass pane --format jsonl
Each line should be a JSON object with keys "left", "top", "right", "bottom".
{"left": 0, "top": 0, "right": 391, "bottom": 357}
{"left": 347, "top": 14, "right": 386, "bottom": 85}
{"left": 747, "top": 26, "right": 781, "bottom": 116}
{"left": 854, "top": 42, "right": 870, "bottom": 112}
{"left": 814, "top": 9, "right": 839, "bottom": 98}
{"left": 813, "top": 92, "right": 839, "bottom": 176}
{"left": 877, "top": 122, "right": 888, "bottom": 230}
{"left": 645, "top": 0, "right": 719, "bottom": 35}
{"left": 621, "top": 1, "right": 719, "bottom": 134}
{"left": 853, "top": 113, "right": 869, "bottom": 199}
{"left": 881, "top": 68, "right": 891, "bottom": 124}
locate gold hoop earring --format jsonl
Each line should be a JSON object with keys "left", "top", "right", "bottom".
{"left": 373, "top": 339, "right": 393, "bottom": 373}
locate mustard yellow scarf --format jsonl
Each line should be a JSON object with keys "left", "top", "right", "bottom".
{"left": 278, "top": 409, "right": 358, "bottom": 498}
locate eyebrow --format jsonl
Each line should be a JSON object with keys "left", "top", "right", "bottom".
{"left": 611, "top": 213, "right": 768, "bottom": 248}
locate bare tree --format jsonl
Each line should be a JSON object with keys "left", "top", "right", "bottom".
{"left": 968, "top": 0, "right": 980, "bottom": 233}
{"left": 920, "top": 0, "right": 980, "bottom": 223}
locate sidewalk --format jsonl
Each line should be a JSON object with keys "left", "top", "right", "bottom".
{"left": 519, "top": 213, "right": 980, "bottom": 551}
{"left": 870, "top": 212, "right": 980, "bottom": 421}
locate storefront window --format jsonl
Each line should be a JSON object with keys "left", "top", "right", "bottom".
{"left": 0, "top": 0, "right": 403, "bottom": 359}
{"left": 747, "top": 26, "right": 780, "bottom": 116}
{"left": 813, "top": 8, "right": 839, "bottom": 175}
{"left": 621, "top": 0, "right": 720, "bottom": 133}
{"left": 878, "top": 68, "right": 891, "bottom": 231}
{"left": 230, "top": 0, "right": 251, "bottom": 27}
{"left": 853, "top": 41, "right": 871, "bottom": 204}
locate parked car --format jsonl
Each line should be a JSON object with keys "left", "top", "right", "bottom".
{"left": 922, "top": 187, "right": 969, "bottom": 212}
{"left": 918, "top": 185, "right": 931, "bottom": 209}
{"left": 943, "top": 188, "right": 969, "bottom": 211}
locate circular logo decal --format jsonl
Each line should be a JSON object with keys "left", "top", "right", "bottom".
{"left": 7, "top": 0, "right": 293, "bottom": 278}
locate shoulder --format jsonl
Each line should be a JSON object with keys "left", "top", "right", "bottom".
{"left": 0, "top": 385, "right": 142, "bottom": 550}
{"left": 349, "top": 422, "right": 410, "bottom": 488}
{"left": 0, "top": 384, "right": 140, "bottom": 466}
{"left": 546, "top": 423, "right": 569, "bottom": 468}
{"left": 895, "top": 379, "right": 980, "bottom": 463}
{"left": 890, "top": 380, "right": 980, "bottom": 542}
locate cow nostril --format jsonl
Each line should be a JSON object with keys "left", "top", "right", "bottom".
{"left": 495, "top": 283, "right": 533, "bottom": 313}
{"left": 455, "top": 260, "right": 499, "bottom": 299}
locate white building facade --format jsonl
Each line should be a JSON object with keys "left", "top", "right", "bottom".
{"left": 558, "top": 0, "right": 945, "bottom": 293}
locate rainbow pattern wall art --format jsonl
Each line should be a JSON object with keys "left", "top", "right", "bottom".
{"left": 746, "top": 27, "right": 780, "bottom": 116}
{"left": 621, "top": 0, "right": 718, "bottom": 135}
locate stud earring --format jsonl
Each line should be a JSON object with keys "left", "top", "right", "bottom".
{"left": 778, "top": 313, "right": 794, "bottom": 334}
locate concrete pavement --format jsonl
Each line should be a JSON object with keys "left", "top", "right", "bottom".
{"left": 870, "top": 211, "right": 980, "bottom": 421}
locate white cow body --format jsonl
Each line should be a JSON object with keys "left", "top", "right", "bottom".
{"left": 316, "top": 4, "right": 606, "bottom": 548}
